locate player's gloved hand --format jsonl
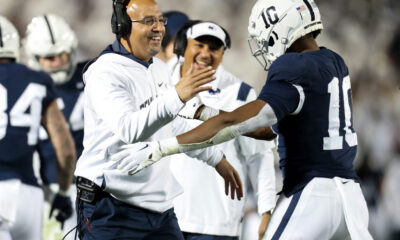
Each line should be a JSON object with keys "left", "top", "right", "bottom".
{"left": 178, "top": 94, "right": 204, "bottom": 119}
{"left": 111, "top": 142, "right": 163, "bottom": 175}
{"left": 49, "top": 191, "right": 73, "bottom": 229}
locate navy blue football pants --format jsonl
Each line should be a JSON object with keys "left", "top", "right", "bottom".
{"left": 77, "top": 194, "right": 184, "bottom": 240}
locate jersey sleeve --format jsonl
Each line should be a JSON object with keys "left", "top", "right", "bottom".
{"left": 258, "top": 80, "right": 299, "bottom": 121}
{"left": 257, "top": 53, "right": 310, "bottom": 121}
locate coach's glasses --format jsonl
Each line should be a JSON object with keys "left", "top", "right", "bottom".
{"left": 131, "top": 16, "right": 168, "bottom": 26}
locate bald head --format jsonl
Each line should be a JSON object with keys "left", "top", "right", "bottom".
{"left": 126, "top": 0, "right": 159, "bottom": 18}
{"left": 120, "top": 0, "right": 165, "bottom": 61}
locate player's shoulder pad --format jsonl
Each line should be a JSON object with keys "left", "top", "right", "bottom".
{"left": 326, "top": 48, "right": 349, "bottom": 76}
{"left": 13, "top": 63, "right": 53, "bottom": 85}
{"left": 267, "top": 53, "right": 311, "bottom": 85}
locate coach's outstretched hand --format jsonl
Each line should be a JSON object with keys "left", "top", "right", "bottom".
{"left": 175, "top": 65, "right": 216, "bottom": 102}
{"left": 111, "top": 142, "right": 163, "bottom": 175}
{"left": 49, "top": 192, "right": 73, "bottom": 229}
{"left": 215, "top": 157, "right": 243, "bottom": 200}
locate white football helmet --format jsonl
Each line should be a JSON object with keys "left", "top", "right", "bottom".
{"left": 24, "top": 14, "right": 78, "bottom": 84}
{"left": 248, "top": 0, "right": 323, "bottom": 70}
{"left": 0, "top": 15, "right": 20, "bottom": 61}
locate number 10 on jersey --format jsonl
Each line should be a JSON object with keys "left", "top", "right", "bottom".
{"left": 323, "top": 76, "right": 357, "bottom": 150}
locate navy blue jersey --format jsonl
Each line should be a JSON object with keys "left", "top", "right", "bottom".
{"left": 37, "top": 61, "right": 87, "bottom": 184}
{"left": 0, "top": 63, "right": 57, "bottom": 187}
{"left": 258, "top": 47, "right": 359, "bottom": 196}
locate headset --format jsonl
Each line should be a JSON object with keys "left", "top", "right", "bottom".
{"left": 173, "top": 20, "right": 231, "bottom": 57}
{"left": 111, "top": 0, "right": 131, "bottom": 40}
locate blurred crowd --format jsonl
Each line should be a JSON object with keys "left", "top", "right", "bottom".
{"left": 1, "top": 0, "right": 399, "bottom": 239}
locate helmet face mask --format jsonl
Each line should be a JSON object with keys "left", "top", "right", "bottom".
{"left": 248, "top": 29, "right": 280, "bottom": 71}
{"left": 24, "top": 14, "right": 78, "bottom": 84}
{"left": 36, "top": 51, "right": 72, "bottom": 84}
{"left": 0, "top": 16, "right": 20, "bottom": 61}
{"left": 248, "top": 0, "right": 323, "bottom": 70}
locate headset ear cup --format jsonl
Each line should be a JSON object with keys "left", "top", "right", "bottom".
{"left": 173, "top": 28, "right": 187, "bottom": 57}
{"left": 225, "top": 32, "right": 231, "bottom": 49}
{"left": 221, "top": 27, "right": 231, "bottom": 49}
{"left": 173, "top": 20, "right": 203, "bottom": 57}
{"left": 119, "top": 10, "right": 131, "bottom": 37}
{"left": 111, "top": 12, "right": 118, "bottom": 35}
{"left": 112, "top": 0, "right": 131, "bottom": 38}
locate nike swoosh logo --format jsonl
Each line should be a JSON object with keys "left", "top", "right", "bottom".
{"left": 158, "top": 83, "right": 163, "bottom": 87}
{"left": 139, "top": 144, "right": 149, "bottom": 151}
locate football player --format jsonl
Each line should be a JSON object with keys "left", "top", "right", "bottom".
{"left": 113, "top": 0, "right": 374, "bottom": 239}
{"left": 168, "top": 20, "right": 276, "bottom": 240}
{"left": 24, "top": 14, "right": 86, "bottom": 238}
{"left": 0, "top": 15, "right": 75, "bottom": 240}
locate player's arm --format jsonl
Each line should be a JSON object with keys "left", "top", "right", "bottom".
{"left": 182, "top": 100, "right": 276, "bottom": 140}
{"left": 244, "top": 126, "right": 276, "bottom": 140}
{"left": 41, "top": 100, "right": 76, "bottom": 192}
{"left": 112, "top": 100, "right": 277, "bottom": 175}
{"left": 177, "top": 99, "right": 276, "bottom": 145}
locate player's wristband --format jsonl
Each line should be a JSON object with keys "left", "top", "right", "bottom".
{"left": 158, "top": 125, "right": 240, "bottom": 156}
{"left": 58, "top": 189, "right": 70, "bottom": 197}
{"left": 175, "top": 126, "right": 240, "bottom": 153}
{"left": 158, "top": 138, "right": 180, "bottom": 156}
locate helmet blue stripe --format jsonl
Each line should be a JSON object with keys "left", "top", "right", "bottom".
{"left": 303, "top": 0, "right": 315, "bottom": 21}
{"left": 0, "top": 24, "right": 3, "bottom": 47}
{"left": 43, "top": 15, "right": 56, "bottom": 44}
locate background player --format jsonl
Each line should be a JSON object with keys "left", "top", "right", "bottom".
{"left": 168, "top": 20, "right": 276, "bottom": 240}
{"left": 156, "top": 10, "right": 189, "bottom": 63}
{"left": 0, "top": 15, "right": 76, "bottom": 240}
{"left": 112, "top": 0, "right": 374, "bottom": 239}
{"left": 24, "top": 13, "right": 87, "bottom": 239}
